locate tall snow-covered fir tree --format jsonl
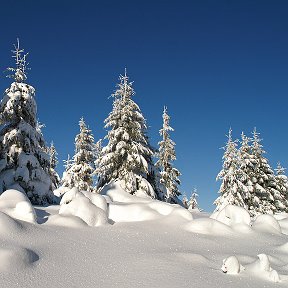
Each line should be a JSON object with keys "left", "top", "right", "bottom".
{"left": 48, "top": 142, "right": 60, "bottom": 191}
{"left": 274, "top": 162, "right": 288, "bottom": 212}
{"left": 248, "top": 128, "right": 279, "bottom": 215}
{"left": 96, "top": 70, "right": 157, "bottom": 197}
{"left": 214, "top": 129, "right": 248, "bottom": 212}
{"left": 155, "top": 106, "right": 181, "bottom": 203}
{"left": 0, "top": 39, "right": 55, "bottom": 204}
{"left": 61, "top": 118, "right": 96, "bottom": 192}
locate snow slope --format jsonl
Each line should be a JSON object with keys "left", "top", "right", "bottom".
{"left": 0, "top": 183, "right": 287, "bottom": 287}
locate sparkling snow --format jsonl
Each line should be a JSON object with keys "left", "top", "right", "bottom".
{"left": 0, "top": 185, "right": 287, "bottom": 287}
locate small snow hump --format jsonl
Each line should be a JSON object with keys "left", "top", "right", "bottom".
{"left": 221, "top": 256, "right": 244, "bottom": 275}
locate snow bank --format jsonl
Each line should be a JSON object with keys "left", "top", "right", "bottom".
{"left": 0, "top": 211, "right": 23, "bottom": 237}
{"left": 59, "top": 188, "right": 108, "bottom": 227}
{"left": 0, "top": 189, "right": 36, "bottom": 223}
{"left": 211, "top": 205, "right": 251, "bottom": 226}
{"left": 278, "top": 218, "right": 288, "bottom": 235}
{"left": 100, "top": 181, "right": 150, "bottom": 203}
{"left": 252, "top": 214, "right": 282, "bottom": 234}
{"left": 0, "top": 246, "right": 38, "bottom": 272}
{"left": 185, "top": 218, "right": 232, "bottom": 235}
{"left": 46, "top": 214, "right": 88, "bottom": 228}
{"left": 101, "top": 181, "right": 192, "bottom": 223}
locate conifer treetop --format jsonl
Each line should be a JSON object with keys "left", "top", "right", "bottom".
{"left": 275, "top": 162, "right": 286, "bottom": 176}
{"left": 7, "top": 38, "right": 30, "bottom": 83}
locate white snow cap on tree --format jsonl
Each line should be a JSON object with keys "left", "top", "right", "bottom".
{"left": 61, "top": 117, "right": 96, "bottom": 192}
{"left": 0, "top": 39, "right": 55, "bottom": 204}
{"left": 96, "top": 69, "right": 156, "bottom": 198}
{"left": 155, "top": 106, "right": 181, "bottom": 203}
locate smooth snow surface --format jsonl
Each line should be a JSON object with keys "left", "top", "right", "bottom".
{"left": 0, "top": 186, "right": 288, "bottom": 288}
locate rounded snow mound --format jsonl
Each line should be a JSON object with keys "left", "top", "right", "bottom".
{"left": 185, "top": 218, "right": 232, "bottom": 235}
{"left": 59, "top": 189, "right": 108, "bottom": 227}
{"left": 46, "top": 214, "right": 88, "bottom": 228}
{"left": 211, "top": 205, "right": 251, "bottom": 227}
{"left": 101, "top": 180, "right": 192, "bottom": 223}
{"left": 221, "top": 254, "right": 280, "bottom": 282}
{"left": 100, "top": 181, "right": 150, "bottom": 203}
{"left": 0, "top": 246, "right": 39, "bottom": 272}
{"left": 278, "top": 218, "right": 288, "bottom": 235}
{"left": 0, "top": 189, "right": 36, "bottom": 223}
{"left": 252, "top": 214, "right": 282, "bottom": 234}
{"left": 222, "top": 256, "right": 245, "bottom": 274}
{"left": 245, "top": 254, "right": 280, "bottom": 282}
{"left": 0, "top": 211, "right": 23, "bottom": 237}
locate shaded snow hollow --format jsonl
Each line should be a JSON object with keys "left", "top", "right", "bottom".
{"left": 0, "top": 183, "right": 287, "bottom": 287}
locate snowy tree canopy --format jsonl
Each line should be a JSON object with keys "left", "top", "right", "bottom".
{"left": 155, "top": 106, "right": 181, "bottom": 203}
{"left": 61, "top": 117, "right": 96, "bottom": 192}
{"left": 0, "top": 40, "right": 55, "bottom": 204}
{"left": 96, "top": 70, "right": 156, "bottom": 197}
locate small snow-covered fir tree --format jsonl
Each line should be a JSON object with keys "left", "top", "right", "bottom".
{"left": 155, "top": 106, "right": 181, "bottom": 203}
{"left": 182, "top": 193, "right": 189, "bottom": 209}
{"left": 274, "top": 162, "right": 288, "bottom": 212}
{"left": 0, "top": 39, "right": 55, "bottom": 204}
{"left": 188, "top": 188, "right": 201, "bottom": 211}
{"left": 48, "top": 142, "right": 60, "bottom": 191}
{"left": 96, "top": 70, "right": 156, "bottom": 197}
{"left": 61, "top": 118, "right": 95, "bottom": 192}
{"left": 214, "top": 129, "right": 248, "bottom": 212}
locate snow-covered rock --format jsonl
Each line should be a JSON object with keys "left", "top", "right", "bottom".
{"left": 0, "top": 189, "right": 36, "bottom": 223}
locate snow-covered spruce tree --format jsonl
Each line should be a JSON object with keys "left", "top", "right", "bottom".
{"left": 48, "top": 142, "right": 60, "bottom": 191}
{"left": 182, "top": 193, "right": 189, "bottom": 209}
{"left": 188, "top": 188, "right": 201, "bottom": 212}
{"left": 274, "top": 162, "right": 288, "bottom": 212}
{"left": 61, "top": 118, "right": 95, "bottom": 192}
{"left": 0, "top": 39, "right": 55, "bottom": 204}
{"left": 214, "top": 129, "right": 248, "bottom": 212}
{"left": 155, "top": 106, "right": 181, "bottom": 203}
{"left": 248, "top": 128, "right": 278, "bottom": 215}
{"left": 96, "top": 70, "right": 156, "bottom": 197}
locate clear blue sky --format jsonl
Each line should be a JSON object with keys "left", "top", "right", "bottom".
{"left": 1, "top": 0, "right": 288, "bottom": 211}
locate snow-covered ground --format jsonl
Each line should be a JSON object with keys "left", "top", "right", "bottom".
{"left": 0, "top": 182, "right": 288, "bottom": 288}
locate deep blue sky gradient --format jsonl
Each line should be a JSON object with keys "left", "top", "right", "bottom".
{"left": 1, "top": 0, "right": 288, "bottom": 211}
